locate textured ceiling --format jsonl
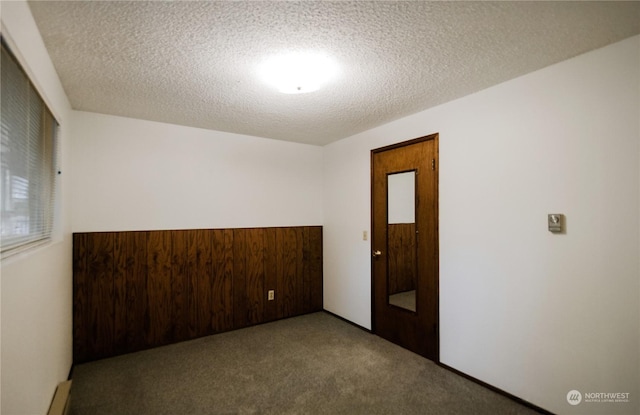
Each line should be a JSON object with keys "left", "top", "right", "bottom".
{"left": 28, "top": 1, "right": 640, "bottom": 146}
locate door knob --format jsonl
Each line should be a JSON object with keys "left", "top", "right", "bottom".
{"left": 372, "top": 250, "right": 382, "bottom": 258}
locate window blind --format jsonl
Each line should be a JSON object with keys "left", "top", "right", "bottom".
{"left": 1, "top": 42, "right": 58, "bottom": 254}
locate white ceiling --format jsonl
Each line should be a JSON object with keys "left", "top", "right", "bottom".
{"left": 28, "top": 1, "right": 640, "bottom": 146}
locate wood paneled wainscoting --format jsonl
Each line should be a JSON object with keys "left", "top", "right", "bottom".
{"left": 73, "top": 226, "right": 322, "bottom": 363}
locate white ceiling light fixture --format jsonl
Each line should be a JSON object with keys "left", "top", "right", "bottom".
{"left": 259, "top": 51, "right": 338, "bottom": 94}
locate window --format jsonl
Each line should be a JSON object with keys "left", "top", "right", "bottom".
{"left": 1, "top": 41, "right": 59, "bottom": 255}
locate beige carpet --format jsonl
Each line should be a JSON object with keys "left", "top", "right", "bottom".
{"left": 69, "top": 312, "right": 545, "bottom": 415}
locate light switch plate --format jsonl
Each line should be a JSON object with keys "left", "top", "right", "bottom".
{"left": 548, "top": 214, "right": 563, "bottom": 233}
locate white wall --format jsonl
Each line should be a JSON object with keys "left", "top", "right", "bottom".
{"left": 323, "top": 36, "right": 640, "bottom": 415}
{"left": 71, "top": 111, "right": 323, "bottom": 232}
{"left": 0, "top": 1, "right": 74, "bottom": 414}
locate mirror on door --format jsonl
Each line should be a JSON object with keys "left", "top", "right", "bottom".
{"left": 387, "top": 171, "right": 417, "bottom": 312}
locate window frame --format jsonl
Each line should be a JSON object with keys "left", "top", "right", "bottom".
{"left": 1, "top": 37, "right": 60, "bottom": 258}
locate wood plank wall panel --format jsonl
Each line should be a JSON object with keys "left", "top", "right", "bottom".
{"left": 147, "top": 231, "right": 173, "bottom": 347}
{"left": 294, "top": 228, "right": 304, "bottom": 316}
{"left": 171, "top": 230, "right": 188, "bottom": 343}
{"left": 263, "top": 228, "right": 278, "bottom": 323}
{"left": 313, "top": 228, "right": 324, "bottom": 310}
{"left": 301, "top": 228, "right": 323, "bottom": 315}
{"left": 212, "top": 229, "right": 234, "bottom": 333}
{"left": 125, "top": 231, "right": 148, "bottom": 353}
{"left": 73, "top": 226, "right": 322, "bottom": 363}
{"left": 232, "top": 229, "right": 248, "bottom": 329}
{"left": 194, "top": 229, "right": 213, "bottom": 338}
{"left": 245, "top": 228, "right": 265, "bottom": 326}
{"left": 113, "top": 234, "right": 128, "bottom": 356}
{"left": 279, "top": 228, "right": 297, "bottom": 319}
{"left": 87, "top": 232, "right": 115, "bottom": 360}
{"left": 72, "top": 233, "right": 88, "bottom": 362}
{"left": 184, "top": 230, "right": 198, "bottom": 339}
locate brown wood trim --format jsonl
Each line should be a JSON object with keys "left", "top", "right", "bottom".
{"left": 437, "top": 362, "right": 555, "bottom": 415}
{"left": 73, "top": 226, "right": 323, "bottom": 363}
{"left": 370, "top": 148, "right": 376, "bottom": 333}
{"left": 371, "top": 132, "right": 439, "bottom": 154}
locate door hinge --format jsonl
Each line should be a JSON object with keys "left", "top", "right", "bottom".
{"left": 431, "top": 159, "right": 436, "bottom": 171}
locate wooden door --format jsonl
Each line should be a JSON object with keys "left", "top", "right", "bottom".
{"left": 371, "top": 134, "right": 439, "bottom": 361}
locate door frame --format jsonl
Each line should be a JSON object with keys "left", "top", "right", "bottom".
{"left": 370, "top": 133, "right": 439, "bottom": 361}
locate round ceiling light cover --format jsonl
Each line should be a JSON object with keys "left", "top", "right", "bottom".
{"left": 259, "top": 51, "right": 338, "bottom": 94}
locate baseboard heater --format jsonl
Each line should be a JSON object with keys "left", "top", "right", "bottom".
{"left": 47, "top": 380, "right": 72, "bottom": 415}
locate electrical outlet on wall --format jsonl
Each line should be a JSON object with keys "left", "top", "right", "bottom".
{"left": 268, "top": 290, "right": 275, "bottom": 301}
